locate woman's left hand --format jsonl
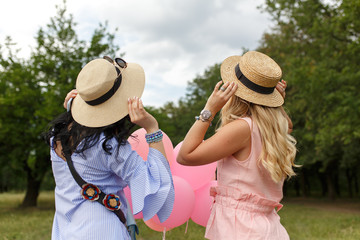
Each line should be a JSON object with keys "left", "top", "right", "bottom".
{"left": 128, "top": 97, "right": 167, "bottom": 158}
{"left": 204, "top": 81, "right": 238, "bottom": 115}
{"left": 128, "top": 97, "right": 159, "bottom": 133}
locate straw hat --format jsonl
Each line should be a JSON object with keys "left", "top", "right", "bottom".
{"left": 221, "top": 51, "right": 284, "bottom": 107}
{"left": 71, "top": 58, "right": 145, "bottom": 127}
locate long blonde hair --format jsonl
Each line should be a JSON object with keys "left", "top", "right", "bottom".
{"left": 219, "top": 96, "right": 297, "bottom": 183}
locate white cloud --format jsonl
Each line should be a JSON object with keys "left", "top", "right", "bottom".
{"left": 0, "top": 0, "right": 272, "bottom": 107}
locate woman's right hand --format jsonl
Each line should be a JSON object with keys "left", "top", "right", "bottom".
{"left": 204, "top": 81, "right": 238, "bottom": 115}
{"left": 276, "top": 80, "right": 287, "bottom": 99}
{"left": 63, "top": 89, "right": 78, "bottom": 109}
{"left": 128, "top": 97, "right": 159, "bottom": 133}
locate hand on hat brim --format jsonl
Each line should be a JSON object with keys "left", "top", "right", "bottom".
{"left": 204, "top": 81, "right": 238, "bottom": 115}
{"left": 275, "top": 80, "right": 287, "bottom": 99}
{"left": 63, "top": 89, "right": 78, "bottom": 109}
{"left": 128, "top": 96, "right": 159, "bottom": 133}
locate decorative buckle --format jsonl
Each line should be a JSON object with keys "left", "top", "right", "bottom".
{"left": 81, "top": 183, "right": 101, "bottom": 201}
{"left": 103, "top": 193, "right": 121, "bottom": 211}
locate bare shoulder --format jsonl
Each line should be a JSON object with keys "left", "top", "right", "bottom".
{"left": 218, "top": 118, "right": 251, "bottom": 138}
{"left": 212, "top": 118, "right": 251, "bottom": 152}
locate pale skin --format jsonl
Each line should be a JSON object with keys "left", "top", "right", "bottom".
{"left": 58, "top": 91, "right": 167, "bottom": 161}
{"left": 127, "top": 96, "right": 167, "bottom": 157}
{"left": 177, "top": 80, "right": 291, "bottom": 166}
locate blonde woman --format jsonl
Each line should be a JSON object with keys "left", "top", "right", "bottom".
{"left": 177, "top": 51, "right": 297, "bottom": 239}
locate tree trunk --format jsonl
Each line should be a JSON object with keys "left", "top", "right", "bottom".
{"left": 21, "top": 167, "right": 42, "bottom": 207}
{"left": 283, "top": 180, "right": 288, "bottom": 197}
{"left": 346, "top": 168, "right": 353, "bottom": 198}
{"left": 300, "top": 169, "right": 310, "bottom": 197}
{"left": 355, "top": 171, "right": 359, "bottom": 196}
{"left": 334, "top": 170, "right": 340, "bottom": 197}
{"left": 294, "top": 178, "right": 300, "bottom": 197}
{"left": 326, "top": 169, "right": 336, "bottom": 200}
{"left": 318, "top": 172, "right": 327, "bottom": 197}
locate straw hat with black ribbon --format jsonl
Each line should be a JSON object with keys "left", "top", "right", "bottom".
{"left": 221, "top": 51, "right": 284, "bottom": 107}
{"left": 71, "top": 58, "right": 145, "bottom": 127}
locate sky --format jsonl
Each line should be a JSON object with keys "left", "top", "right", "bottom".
{"left": 0, "top": 0, "right": 273, "bottom": 107}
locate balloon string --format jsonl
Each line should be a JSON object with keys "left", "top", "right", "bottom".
{"left": 185, "top": 220, "right": 189, "bottom": 234}
{"left": 162, "top": 227, "right": 166, "bottom": 240}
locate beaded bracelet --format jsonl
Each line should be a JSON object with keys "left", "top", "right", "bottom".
{"left": 145, "top": 129, "right": 163, "bottom": 144}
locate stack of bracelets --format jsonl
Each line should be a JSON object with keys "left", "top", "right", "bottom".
{"left": 145, "top": 129, "right": 163, "bottom": 144}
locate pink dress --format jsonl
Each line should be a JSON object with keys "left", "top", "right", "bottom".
{"left": 205, "top": 117, "right": 289, "bottom": 240}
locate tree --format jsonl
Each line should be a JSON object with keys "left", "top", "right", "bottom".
{"left": 0, "top": 1, "right": 120, "bottom": 206}
{"left": 157, "top": 0, "right": 360, "bottom": 200}
{"left": 258, "top": 0, "right": 360, "bottom": 198}
{"left": 0, "top": 38, "right": 36, "bottom": 192}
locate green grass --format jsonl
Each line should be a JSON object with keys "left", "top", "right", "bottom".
{"left": 1, "top": 192, "right": 359, "bottom": 240}
{"left": 0, "top": 192, "right": 55, "bottom": 240}
{"left": 281, "top": 198, "right": 360, "bottom": 240}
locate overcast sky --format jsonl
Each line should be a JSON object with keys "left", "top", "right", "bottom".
{"left": 0, "top": 0, "right": 273, "bottom": 107}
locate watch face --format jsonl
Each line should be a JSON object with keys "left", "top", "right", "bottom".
{"left": 201, "top": 110, "right": 212, "bottom": 120}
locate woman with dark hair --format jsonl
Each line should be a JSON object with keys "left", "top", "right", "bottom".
{"left": 45, "top": 57, "right": 174, "bottom": 240}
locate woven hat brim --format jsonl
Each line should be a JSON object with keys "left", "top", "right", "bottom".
{"left": 71, "top": 63, "right": 145, "bottom": 127}
{"left": 220, "top": 55, "right": 284, "bottom": 107}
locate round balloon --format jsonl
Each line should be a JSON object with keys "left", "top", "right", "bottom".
{"left": 144, "top": 216, "right": 166, "bottom": 232}
{"left": 144, "top": 176, "right": 195, "bottom": 230}
{"left": 123, "top": 186, "right": 143, "bottom": 219}
{"left": 191, "top": 180, "right": 217, "bottom": 227}
{"left": 171, "top": 141, "right": 217, "bottom": 191}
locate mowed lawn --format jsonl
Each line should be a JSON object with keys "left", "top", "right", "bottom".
{"left": 1, "top": 192, "right": 359, "bottom": 240}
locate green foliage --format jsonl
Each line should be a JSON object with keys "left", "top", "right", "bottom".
{"left": 156, "top": 0, "right": 360, "bottom": 198}
{"left": 0, "top": 1, "right": 120, "bottom": 205}
{"left": 1, "top": 0, "right": 359, "bottom": 203}
{"left": 258, "top": 0, "right": 360, "bottom": 197}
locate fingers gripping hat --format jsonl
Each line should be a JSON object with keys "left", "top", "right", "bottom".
{"left": 71, "top": 58, "right": 145, "bottom": 127}
{"left": 221, "top": 51, "right": 284, "bottom": 107}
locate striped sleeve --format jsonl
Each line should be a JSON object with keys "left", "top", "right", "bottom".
{"left": 108, "top": 142, "right": 175, "bottom": 222}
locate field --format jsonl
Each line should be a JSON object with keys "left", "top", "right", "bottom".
{"left": 1, "top": 192, "right": 359, "bottom": 240}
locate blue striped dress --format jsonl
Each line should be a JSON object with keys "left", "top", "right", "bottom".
{"left": 50, "top": 135, "right": 174, "bottom": 240}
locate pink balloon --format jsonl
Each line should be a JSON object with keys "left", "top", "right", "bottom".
{"left": 171, "top": 141, "right": 217, "bottom": 191}
{"left": 144, "top": 216, "right": 166, "bottom": 232}
{"left": 128, "top": 128, "right": 175, "bottom": 167}
{"left": 144, "top": 176, "right": 195, "bottom": 230}
{"left": 123, "top": 186, "right": 143, "bottom": 219}
{"left": 191, "top": 180, "right": 217, "bottom": 227}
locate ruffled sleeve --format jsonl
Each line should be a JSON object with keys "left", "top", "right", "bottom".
{"left": 108, "top": 141, "right": 174, "bottom": 222}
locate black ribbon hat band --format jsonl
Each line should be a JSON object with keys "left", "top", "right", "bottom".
{"left": 235, "top": 64, "right": 274, "bottom": 95}
{"left": 85, "top": 67, "right": 122, "bottom": 106}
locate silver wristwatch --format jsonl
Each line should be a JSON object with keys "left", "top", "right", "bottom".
{"left": 200, "top": 109, "right": 212, "bottom": 122}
